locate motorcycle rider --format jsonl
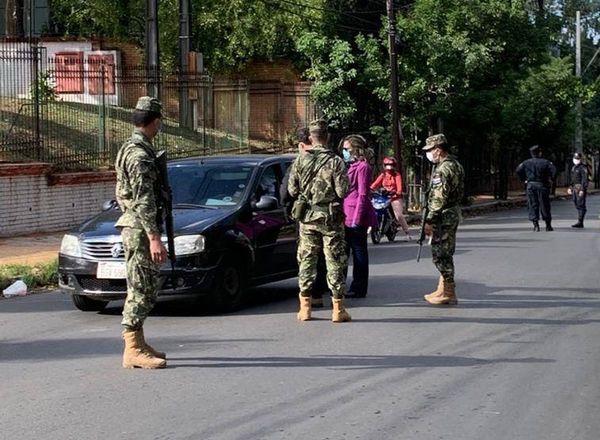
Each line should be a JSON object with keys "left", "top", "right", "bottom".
{"left": 370, "top": 157, "right": 412, "bottom": 240}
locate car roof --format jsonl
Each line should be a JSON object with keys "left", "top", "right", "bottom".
{"left": 169, "top": 154, "right": 296, "bottom": 167}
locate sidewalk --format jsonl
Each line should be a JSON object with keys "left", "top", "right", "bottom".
{"left": 0, "top": 232, "right": 65, "bottom": 266}
{"left": 0, "top": 187, "right": 590, "bottom": 267}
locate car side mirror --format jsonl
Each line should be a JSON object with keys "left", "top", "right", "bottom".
{"left": 253, "top": 195, "right": 278, "bottom": 211}
{"left": 102, "top": 199, "right": 118, "bottom": 211}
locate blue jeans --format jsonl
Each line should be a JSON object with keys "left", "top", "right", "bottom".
{"left": 345, "top": 226, "right": 369, "bottom": 296}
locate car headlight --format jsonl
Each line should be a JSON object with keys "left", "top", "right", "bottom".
{"left": 173, "top": 234, "right": 205, "bottom": 255}
{"left": 60, "top": 234, "right": 82, "bottom": 258}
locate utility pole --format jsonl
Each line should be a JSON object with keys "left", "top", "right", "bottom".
{"left": 179, "top": 0, "right": 192, "bottom": 128}
{"left": 386, "top": 0, "right": 403, "bottom": 168}
{"left": 145, "top": 0, "right": 160, "bottom": 98}
{"left": 575, "top": 10, "right": 583, "bottom": 154}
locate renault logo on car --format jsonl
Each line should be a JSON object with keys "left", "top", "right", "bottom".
{"left": 111, "top": 243, "right": 123, "bottom": 258}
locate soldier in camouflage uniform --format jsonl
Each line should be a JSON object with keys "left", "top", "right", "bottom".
{"left": 114, "top": 96, "right": 167, "bottom": 369}
{"left": 288, "top": 120, "right": 352, "bottom": 322}
{"left": 421, "top": 134, "right": 465, "bottom": 305}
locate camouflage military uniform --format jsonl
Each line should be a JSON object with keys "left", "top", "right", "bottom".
{"left": 426, "top": 151, "right": 465, "bottom": 283}
{"left": 288, "top": 145, "right": 349, "bottom": 299}
{"left": 115, "top": 100, "right": 163, "bottom": 330}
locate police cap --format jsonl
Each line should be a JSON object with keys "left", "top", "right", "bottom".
{"left": 529, "top": 145, "right": 541, "bottom": 154}
{"left": 135, "top": 96, "right": 162, "bottom": 114}
{"left": 573, "top": 152, "right": 583, "bottom": 160}
{"left": 422, "top": 133, "right": 448, "bottom": 151}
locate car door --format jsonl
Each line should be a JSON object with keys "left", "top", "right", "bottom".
{"left": 249, "top": 162, "right": 297, "bottom": 278}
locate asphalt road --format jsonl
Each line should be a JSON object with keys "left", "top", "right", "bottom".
{"left": 2, "top": 195, "right": 600, "bottom": 440}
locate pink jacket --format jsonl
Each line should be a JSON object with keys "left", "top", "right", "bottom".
{"left": 343, "top": 160, "right": 377, "bottom": 228}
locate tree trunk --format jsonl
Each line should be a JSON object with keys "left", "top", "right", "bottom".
{"left": 5, "top": 0, "right": 25, "bottom": 37}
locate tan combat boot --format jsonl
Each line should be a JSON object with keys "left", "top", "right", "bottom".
{"left": 140, "top": 327, "right": 166, "bottom": 359}
{"left": 122, "top": 329, "right": 167, "bottom": 369}
{"left": 423, "top": 276, "right": 444, "bottom": 302}
{"left": 332, "top": 298, "right": 352, "bottom": 322}
{"left": 297, "top": 294, "right": 312, "bottom": 321}
{"left": 424, "top": 279, "right": 458, "bottom": 305}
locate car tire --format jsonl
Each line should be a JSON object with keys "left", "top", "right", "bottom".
{"left": 212, "top": 257, "right": 247, "bottom": 312}
{"left": 71, "top": 294, "right": 109, "bottom": 312}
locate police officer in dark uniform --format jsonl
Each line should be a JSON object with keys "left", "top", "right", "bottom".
{"left": 568, "top": 152, "right": 588, "bottom": 228}
{"left": 516, "top": 145, "right": 556, "bottom": 231}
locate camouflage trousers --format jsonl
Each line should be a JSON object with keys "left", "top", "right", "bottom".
{"left": 297, "top": 220, "right": 348, "bottom": 299}
{"left": 120, "top": 227, "right": 160, "bottom": 330}
{"left": 430, "top": 210, "right": 460, "bottom": 283}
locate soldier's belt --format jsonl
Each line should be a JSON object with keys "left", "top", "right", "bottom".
{"left": 310, "top": 204, "right": 331, "bottom": 213}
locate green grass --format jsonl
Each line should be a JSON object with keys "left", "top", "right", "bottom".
{"left": 1, "top": 98, "right": 284, "bottom": 170}
{"left": 0, "top": 259, "right": 58, "bottom": 293}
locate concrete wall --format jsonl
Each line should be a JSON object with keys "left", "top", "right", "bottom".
{"left": 0, "top": 164, "right": 115, "bottom": 237}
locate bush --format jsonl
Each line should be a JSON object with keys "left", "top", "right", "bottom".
{"left": 0, "top": 259, "right": 58, "bottom": 292}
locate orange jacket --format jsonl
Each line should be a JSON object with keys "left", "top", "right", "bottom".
{"left": 370, "top": 170, "right": 403, "bottom": 199}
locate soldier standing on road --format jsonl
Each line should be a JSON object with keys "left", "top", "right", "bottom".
{"left": 568, "top": 152, "right": 588, "bottom": 228}
{"left": 114, "top": 96, "right": 168, "bottom": 369}
{"left": 288, "top": 120, "right": 351, "bottom": 322}
{"left": 280, "top": 127, "right": 329, "bottom": 308}
{"left": 422, "top": 134, "right": 465, "bottom": 306}
{"left": 516, "top": 145, "right": 557, "bottom": 232}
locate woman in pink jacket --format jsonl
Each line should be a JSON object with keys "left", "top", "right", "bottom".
{"left": 341, "top": 135, "right": 377, "bottom": 298}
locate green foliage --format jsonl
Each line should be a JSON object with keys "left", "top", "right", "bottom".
{"left": 31, "top": 71, "right": 58, "bottom": 102}
{"left": 46, "top": 0, "right": 600, "bottom": 182}
{"left": 0, "top": 259, "right": 58, "bottom": 292}
{"left": 296, "top": 32, "right": 358, "bottom": 127}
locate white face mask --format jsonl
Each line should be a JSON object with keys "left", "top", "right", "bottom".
{"left": 385, "top": 165, "right": 393, "bottom": 170}
{"left": 573, "top": 159, "right": 581, "bottom": 165}
{"left": 426, "top": 151, "right": 436, "bottom": 163}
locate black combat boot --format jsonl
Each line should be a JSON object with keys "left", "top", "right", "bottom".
{"left": 533, "top": 221, "right": 540, "bottom": 232}
{"left": 545, "top": 221, "right": 553, "bottom": 231}
{"left": 571, "top": 214, "right": 584, "bottom": 228}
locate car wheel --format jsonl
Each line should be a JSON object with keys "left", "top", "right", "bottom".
{"left": 212, "top": 257, "right": 247, "bottom": 312}
{"left": 71, "top": 294, "right": 109, "bottom": 312}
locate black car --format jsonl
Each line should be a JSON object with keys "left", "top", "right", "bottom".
{"left": 58, "top": 154, "right": 298, "bottom": 312}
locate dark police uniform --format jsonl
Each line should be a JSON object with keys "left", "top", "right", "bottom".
{"left": 569, "top": 152, "right": 588, "bottom": 228}
{"left": 516, "top": 145, "right": 556, "bottom": 231}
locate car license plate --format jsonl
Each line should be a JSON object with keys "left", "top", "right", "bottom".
{"left": 96, "top": 262, "right": 127, "bottom": 279}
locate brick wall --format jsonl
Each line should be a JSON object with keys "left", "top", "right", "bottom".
{"left": 248, "top": 81, "right": 313, "bottom": 143}
{"left": 0, "top": 164, "right": 116, "bottom": 237}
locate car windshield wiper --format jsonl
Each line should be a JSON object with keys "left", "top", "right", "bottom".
{"left": 173, "top": 203, "right": 219, "bottom": 210}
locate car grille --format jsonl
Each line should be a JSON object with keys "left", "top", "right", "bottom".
{"left": 81, "top": 237, "right": 125, "bottom": 260}
{"left": 77, "top": 276, "right": 127, "bottom": 292}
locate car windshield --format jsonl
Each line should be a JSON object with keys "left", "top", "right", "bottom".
{"left": 168, "top": 163, "right": 254, "bottom": 208}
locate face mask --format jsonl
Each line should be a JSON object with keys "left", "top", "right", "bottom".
{"left": 426, "top": 151, "right": 436, "bottom": 163}
{"left": 385, "top": 165, "right": 394, "bottom": 171}
{"left": 573, "top": 159, "right": 581, "bottom": 165}
{"left": 342, "top": 149, "right": 353, "bottom": 163}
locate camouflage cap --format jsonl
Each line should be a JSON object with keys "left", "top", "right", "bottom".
{"left": 422, "top": 133, "right": 447, "bottom": 151}
{"left": 135, "top": 96, "right": 162, "bottom": 114}
{"left": 309, "top": 119, "right": 329, "bottom": 133}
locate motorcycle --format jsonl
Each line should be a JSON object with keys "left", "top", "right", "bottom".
{"left": 370, "top": 191, "right": 398, "bottom": 244}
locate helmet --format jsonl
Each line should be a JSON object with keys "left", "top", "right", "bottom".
{"left": 383, "top": 156, "right": 397, "bottom": 166}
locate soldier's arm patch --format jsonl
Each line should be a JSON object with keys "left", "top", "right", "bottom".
{"left": 431, "top": 173, "right": 443, "bottom": 185}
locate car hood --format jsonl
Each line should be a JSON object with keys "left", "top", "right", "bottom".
{"left": 71, "top": 207, "right": 236, "bottom": 238}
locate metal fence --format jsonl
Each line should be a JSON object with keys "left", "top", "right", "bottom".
{"left": 0, "top": 39, "right": 249, "bottom": 170}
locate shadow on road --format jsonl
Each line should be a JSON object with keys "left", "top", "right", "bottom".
{"left": 169, "top": 354, "right": 554, "bottom": 370}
